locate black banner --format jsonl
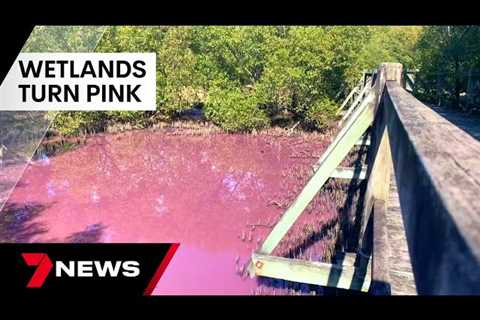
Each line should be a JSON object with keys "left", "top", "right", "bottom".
{"left": 0, "top": 24, "right": 33, "bottom": 85}
{"left": 0, "top": 243, "right": 178, "bottom": 297}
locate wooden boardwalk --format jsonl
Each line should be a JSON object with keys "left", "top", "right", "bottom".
{"left": 380, "top": 79, "right": 480, "bottom": 294}
{"left": 249, "top": 63, "right": 480, "bottom": 295}
{"left": 372, "top": 174, "right": 416, "bottom": 295}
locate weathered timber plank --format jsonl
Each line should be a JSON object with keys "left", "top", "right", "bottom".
{"left": 389, "top": 270, "right": 416, "bottom": 295}
{"left": 358, "top": 125, "right": 393, "bottom": 252}
{"left": 252, "top": 253, "right": 371, "bottom": 292}
{"left": 385, "top": 81, "right": 480, "bottom": 294}
{"left": 384, "top": 175, "right": 416, "bottom": 295}
{"left": 370, "top": 199, "right": 391, "bottom": 295}
{"left": 357, "top": 65, "right": 398, "bottom": 253}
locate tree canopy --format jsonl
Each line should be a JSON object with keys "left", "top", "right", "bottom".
{"left": 27, "top": 25, "right": 478, "bottom": 136}
{"left": 414, "top": 26, "right": 480, "bottom": 110}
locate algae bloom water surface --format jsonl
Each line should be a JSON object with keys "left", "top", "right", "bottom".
{"left": 2, "top": 129, "right": 339, "bottom": 295}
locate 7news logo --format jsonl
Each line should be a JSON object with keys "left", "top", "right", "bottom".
{"left": 21, "top": 253, "right": 140, "bottom": 288}
{"left": 4, "top": 243, "right": 180, "bottom": 296}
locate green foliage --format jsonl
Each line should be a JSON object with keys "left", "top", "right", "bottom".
{"left": 205, "top": 87, "right": 269, "bottom": 132}
{"left": 305, "top": 97, "right": 338, "bottom": 129}
{"left": 33, "top": 26, "right": 425, "bottom": 135}
{"left": 52, "top": 112, "right": 108, "bottom": 136}
{"left": 97, "top": 26, "right": 201, "bottom": 118}
{"left": 23, "top": 26, "right": 106, "bottom": 53}
{"left": 255, "top": 27, "right": 335, "bottom": 118}
{"left": 22, "top": 26, "right": 109, "bottom": 137}
{"left": 414, "top": 26, "right": 480, "bottom": 110}
{"left": 323, "top": 26, "right": 372, "bottom": 91}
{"left": 358, "top": 26, "right": 423, "bottom": 71}
{"left": 253, "top": 26, "right": 373, "bottom": 126}
{"left": 190, "top": 26, "right": 276, "bottom": 87}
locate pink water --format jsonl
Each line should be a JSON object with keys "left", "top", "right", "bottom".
{"left": 1, "top": 129, "right": 342, "bottom": 295}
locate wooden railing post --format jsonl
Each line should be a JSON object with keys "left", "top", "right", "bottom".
{"left": 384, "top": 63, "right": 403, "bottom": 83}
{"left": 358, "top": 63, "right": 399, "bottom": 254}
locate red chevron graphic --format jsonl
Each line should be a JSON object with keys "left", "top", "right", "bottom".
{"left": 22, "top": 253, "right": 53, "bottom": 288}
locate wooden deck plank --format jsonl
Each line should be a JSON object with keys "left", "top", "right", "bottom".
{"left": 385, "top": 176, "right": 417, "bottom": 295}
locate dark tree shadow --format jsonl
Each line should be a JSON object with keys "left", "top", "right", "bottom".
{"left": 173, "top": 104, "right": 206, "bottom": 121}
{"left": 65, "top": 223, "right": 106, "bottom": 243}
{"left": 0, "top": 180, "right": 27, "bottom": 194}
{"left": 337, "top": 177, "right": 367, "bottom": 253}
{"left": 335, "top": 142, "right": 369, "bottom": 253}
{"left": 0, "top": 202, "right": 50, "bottom": 242}
{"left": 255, "top": 140, "right": 369, "bottom": 296}
{"left": 280, "top": 218, "right": 338, "bottom": 260}
{"left": 0, "top": 180, "right": 17, "bottom": 194}
{"left": 257, "top": 216, "right": 368, "bottom": 296}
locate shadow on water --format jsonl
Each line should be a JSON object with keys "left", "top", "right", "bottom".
{"left": 65, "top": 223, "right": 106, "bottom": 243}
{"left": 254, "top": 142, "right": 369, "bottom": 296}
{"left": 255, "top": 216, "right": 367, "bottom": 295}
{"left": 338, "top": 177, "right": 367, "bottom": 253}
{"left": 255, "top": 219, "right": 359, "bottom": 295}
{"left": 335, "top": 142, "right": 369, "bottom": 253}
{"left": 282, "top": 219, "right": 338, "bottom": 260}
{"left": 0, "top": 202, "right": 50, "bottom": 242}
{"left": 0, "top": 180, "right": 27, "bottom": 193}
{"left": 0, "top": 180, "right": 18, "bottom": 194}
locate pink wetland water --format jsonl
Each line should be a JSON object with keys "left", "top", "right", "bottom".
{"left": 1, "top": 129, "right": 353, "bottom": 295}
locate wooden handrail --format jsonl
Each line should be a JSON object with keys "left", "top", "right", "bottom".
{"left": 249, "top": 62, "right": 480, "bottom": 295}
{"left": 378, "top": 75, "right": 480, "bottom": 294}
